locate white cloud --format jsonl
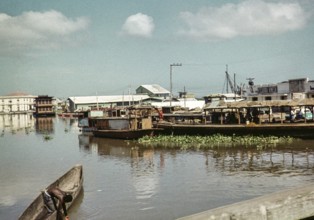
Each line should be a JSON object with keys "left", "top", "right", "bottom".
{"left": 0, "top": 10, "right": 89, "bottom": 51}
{"left": 179, "top": 0, "right": 309, "bottom": 41}
{"left": 122, "top": 13, "right": 154, "bottom": 38}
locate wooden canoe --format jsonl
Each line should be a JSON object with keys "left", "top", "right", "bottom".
{"left": 19, "top": 164, "right": 83, "bottom": 220}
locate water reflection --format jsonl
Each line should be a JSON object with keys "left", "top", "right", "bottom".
{"left": 0, "top": 114, "right": 35, "bottom": 134}
{"left": 80, "top": 134, "right": 314, "bottom": 179}
{"left": 206, "top": 145, "right": 314, "bottom": 176}
{"left": 35, "top": 117, "right": 54, "bottom": 134}
{"left": 78, "top": 135, "right": 159, "bottom": 206}
{"left": 78, "top": 135, "right": 138, "bottom": 156}
{"left": 130, "top": 148, "right": 158, "bottom": 204}
{"left": 0, "top": 114, "right": 56, "bottom": 136}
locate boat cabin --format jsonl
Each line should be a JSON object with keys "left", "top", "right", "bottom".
{"left": 86, "top": 106, "right": 155, "bottom": 131}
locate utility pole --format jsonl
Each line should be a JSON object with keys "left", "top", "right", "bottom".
{"left": 226, "top": 65, "right": 229, "bottom": 93}
{"left": 234, "top": 72, "right": 236, "bottom": 101}
{"left": 184, "top": 86, "right": 186, "bottom": 108}
{"left": 128, "top": 85, "right": 131, "bottom": 106}
{"left": 170, "top": 63, "right": 182, "bottom": 107}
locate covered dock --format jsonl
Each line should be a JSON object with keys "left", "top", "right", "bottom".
{"left": 203, "top": 99, "right": 314, "bottom": 125}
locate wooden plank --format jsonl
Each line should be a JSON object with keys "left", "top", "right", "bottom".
{"left": 177, "top": 184, "right": 314, "bottom": 220}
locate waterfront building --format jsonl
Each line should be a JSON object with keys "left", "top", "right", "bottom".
{"left": 136, "top": 84, "right": 170, "bottom": 99}
{"left": 0, "top": 92, "right": 36, "bottom": 114}
{"left": 151, "top": 97, "right": 205, "bottom": 110}
{"left": 68, "top": 94, "right": 151, "bottom": 112}
{"left": 34, "top": 95, "right": 56, "bottom": 117}
{"left": 244, "top": 78, "right": 314, "bottom": 101}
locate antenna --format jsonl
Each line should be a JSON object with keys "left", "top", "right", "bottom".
{"left": 246, "top": 78, "right": 255, "bottom": 93}
{"left": 246, "top": 78, "right": 255, "bottom": 86}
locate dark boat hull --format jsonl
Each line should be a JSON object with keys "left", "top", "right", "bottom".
{"left": 93, "top": 129, "right": 161, "bottom": 140}
{"left": 19, "top": 164, "right": 83, "bottom": 220}
{"left": 156, "top": 122, "right": 314, "bottom": 139}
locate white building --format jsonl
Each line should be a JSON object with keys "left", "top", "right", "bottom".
{"left": 0, "top": 93, "right": 36, "bottom": 114}
{"left": 68, "top": 94, "right": 151, "bottom": 112}
{"left": 244, "top": 78, "right": 314, "bottom": 101}
{"left": 151, "top": 98, "right": 205, "bottom": 110}
{"left": 136, "top": 84, "right": 170, "bottom": 98}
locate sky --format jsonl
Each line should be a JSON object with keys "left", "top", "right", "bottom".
{"left": 0, "top": 0, "right": 314, "bottom": 98}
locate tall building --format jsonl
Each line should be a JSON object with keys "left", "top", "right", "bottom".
{"left": 34, "top": 95, "right": 55, "bottom": 117}
{"left": 244, "top": 78, "right": 314, "bottom": 101}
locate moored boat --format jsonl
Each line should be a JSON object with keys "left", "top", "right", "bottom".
{"left": 156, "top": 121, "right": 314, "bottom": 139}
{"left": 19, "top": 164, "right": 83, "bottom": 220}
{"left": 93, "top": 128, "right": 161, "bottom": 139}
{"left": 57, "top": 112, "right": 84, "bottom": 118}
{"left": 87, "top": 106, "right": 163, "bottom": 139}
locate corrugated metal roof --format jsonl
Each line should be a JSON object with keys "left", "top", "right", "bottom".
{"left": 139, "top": 84, "right": 169, "bottom": 94}
{"left": 68, "top": 95, "right": 150, "bottom": 104}
{"left": 205, "top": 99, "right": 314, "bottom": 109}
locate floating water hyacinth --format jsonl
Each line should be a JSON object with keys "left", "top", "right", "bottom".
{"left": 138, "top": 134, "right": 294, "bottom": 150}
{"left": 43, "top": 134, "right": 53, "bottom": 141}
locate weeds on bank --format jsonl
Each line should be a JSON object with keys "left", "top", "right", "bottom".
{"left": 138, "top": 134, "right": 294, "bottom": 150}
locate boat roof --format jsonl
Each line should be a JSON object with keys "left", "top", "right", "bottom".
{"left": 204, "top": 93, "right": 242, "bottom": 98}
{"left": 205, "top": 99, "right": 314, "bottom": 109}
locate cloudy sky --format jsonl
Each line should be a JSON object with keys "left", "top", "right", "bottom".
{"left": 0, "top": 0, "right": 313, "bottom": 98}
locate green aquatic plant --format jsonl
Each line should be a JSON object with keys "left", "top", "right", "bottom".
{"left": 43, "top": 134, "right": 53, "bottom": 141}
{"left": 138, "top": 134, "right": 294, "bottom": 150}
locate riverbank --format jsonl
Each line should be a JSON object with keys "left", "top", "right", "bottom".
{"left": 177, "top": 183, "right": 314, "bottom": 220}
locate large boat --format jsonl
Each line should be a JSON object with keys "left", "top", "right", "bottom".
{"left": 57, "top": 112, "right": 85, "bottom": 118}
{"left": 19, "top": 164, "right": 83, "bottom": 220}
{"left": 89, "top": 106, "right": 162, "bottom": 140}
{"left": 156, "top": 121, "right": 314, "bottom": 139}
{"left": 93, "top": 127, "right": 159, "bottom": 139}
{"left": 156, "top": 99, "right": 314, "bottom": 139}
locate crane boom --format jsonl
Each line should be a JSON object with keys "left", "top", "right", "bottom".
{"left": 225, "top": 65, "right": 235, "bottom": 93}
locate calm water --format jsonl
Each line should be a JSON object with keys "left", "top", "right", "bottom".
{"left": 1, "top": 114, "right": 314, "bottom": 220}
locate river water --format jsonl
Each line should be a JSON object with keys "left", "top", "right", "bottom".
{"left": 1, "top": 114, "right": 314, "bottom": 220}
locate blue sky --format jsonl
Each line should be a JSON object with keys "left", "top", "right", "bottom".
{"left": 0, "top": 0, "right": 313, "bottom": 98}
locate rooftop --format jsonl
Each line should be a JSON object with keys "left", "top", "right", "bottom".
{"left": 139, "top": 84, "right": 170, "bottom": 94}
{"left": 69, "top": 94, "right": 150, "bottom": 104}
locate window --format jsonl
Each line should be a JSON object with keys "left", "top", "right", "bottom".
{"left": 252, "top": 97, "right": 258, "bottom": 101}
{"left": 265, "top": 96, "right": 272, "bottom": 101}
